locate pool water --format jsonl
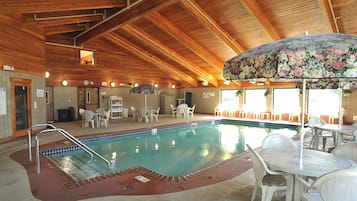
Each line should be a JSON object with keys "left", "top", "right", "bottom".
{"left": 44, "top": 120, "right": 297, "bottom": 180}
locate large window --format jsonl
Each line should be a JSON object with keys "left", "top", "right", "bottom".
{"left": 221, "top": 89, "right": 238, "bottom": 110}
{"left": 308, "top": 89, "right": 341, "bottom": 116}
{"left": 273, "top": 88, "right": 300, "bottom": 113}
{"left": 245, "top": 89, "right": 266, "bottom": 112}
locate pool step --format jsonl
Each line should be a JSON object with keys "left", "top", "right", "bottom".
{"left": 48, "top": 153, "right": 111, "bottom": 181}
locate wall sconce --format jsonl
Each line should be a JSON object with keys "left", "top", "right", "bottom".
{"left": 45, "top": 71, "right": 50, "bottom": 78}
{"left": 61, "top": 80, "right": 68, "bottom": 86}
{"left": 110, "top": 81, "right": 115, "bottom": 87}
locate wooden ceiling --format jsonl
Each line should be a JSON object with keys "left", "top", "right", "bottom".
{"left": 2, "top": 0, "right": 357, "bottom": 88}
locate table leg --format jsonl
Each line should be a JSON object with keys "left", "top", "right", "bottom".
{"left": 285, "top": 174, "right": 294, "bottom": 201}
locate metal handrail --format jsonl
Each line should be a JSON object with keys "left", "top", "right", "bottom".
{"left": 28, "top": 123, "right": 57, "bottom": 162}
{"left": 28, "top": 124, "right": 111, "bottom": 174}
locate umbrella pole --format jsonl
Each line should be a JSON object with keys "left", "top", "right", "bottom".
{"left": 338, "top": 84, "right": 343, "bottom": 128}
{"left": 144, "top": 94, "right": 147, "bottom": 111}
{"left": 299, "top": 79, "right": 306, "bottom": 167}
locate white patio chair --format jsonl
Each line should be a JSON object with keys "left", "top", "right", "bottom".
{"left": 83, "top": 110, "right": 95, "bottom": 128}
{"left": 301, "top": 169, "right": 357, "bottom": 201}
{"left": 170, "top": 104, "right": 177, "bottom": 117}
{"left": 176, "top": 104, "right": 188, "bottom": 118}
{"left": 307, "top": 117, "right": 334, "bottom": 151}
{"left": 246, "top": 144, "right": 287, "bottom": 201}
{"left": 79, "top": 108, "right": 86, "bottom": 127}
{"left": 261, "top": 133, "right": 298, "bottom": 151}
{"left": 331, "top": 142, "right": 357, "bottom": 163}
{"left": 187, "top": 104, "right": 196, "bottom": 117}
{"left": 99, "top": 109, "right": 111, "bottom": 128}
{"left": 151, "top": 107, "right": 160, "bottom": 122}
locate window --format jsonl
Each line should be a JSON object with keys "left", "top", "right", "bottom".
{"left": 220, "top": 90, "right": 239, "bottom": 111}
{"left": 80, "top": 49, "right": 95, "bottom": 65}
{"left": 273, "top": 88, "right": 300, "bottom": 113}
{"left": 308, "top": 89, "right": 341, "bottom": 116}
{"left": 245, "top": 89, "right": 266, "bottom": 112}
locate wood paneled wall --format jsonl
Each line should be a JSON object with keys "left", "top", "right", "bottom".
{"left": 0, "top": 15, "right": 45, "bottom": 76}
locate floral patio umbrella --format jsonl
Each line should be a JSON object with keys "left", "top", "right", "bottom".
{"left": 223, "top": 33, "right": 357, "bottom": 159}
{"left": 129, "top": 84, "right": 160, "bottom": 111}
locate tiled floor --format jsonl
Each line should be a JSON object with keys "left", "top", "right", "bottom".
{"left": 1, "top": 114, "right": 289, "bottom": 201}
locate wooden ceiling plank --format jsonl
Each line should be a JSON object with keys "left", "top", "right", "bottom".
{"left": 123, "top": 24, "right": 218, "bottom": 86}
{"left": 317, "top": 0, "right": 339, "bottom": 33}
{"left": 75, "top": 0, "right": 180, "bottom": 45}
{"left": 240, "top": 0, "right": 281, "bottom": 41}
{"left": 147, "top": 11, "right": 223, "bottom": 75}
{"left": 180, "top": 0, "right": 245, "bottom": 54}
{"left": 0, "top": 0, "right": 126, "bottom": 13}
{"left": 106, "top": 33, "right": 198, "bottom": 87}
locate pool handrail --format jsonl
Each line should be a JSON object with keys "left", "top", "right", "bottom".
{"left": 28, "top": 124, "right": 111, "bottom": 174}
{"left": 28, "top": 123, "right": 57, "bottom": 162}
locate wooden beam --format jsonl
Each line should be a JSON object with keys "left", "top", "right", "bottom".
{"left": 44, "top": 24, "right": 86, "bottom": 35}
{"left": 180, "top": 0, "right": 245, "bottom": 54}
{"left": 240, "top": 0, "right": 281, "bottom": 41}
{"left": 0, "top": 0, "right": 126, "bottom": 13}
{"left": 123, "top": 24, "right": 218, "bottom": 87}
{"left": 106, "top": 33, "right": 198, "bottom": 87}
{"left": 317, "top": 0, "right": 339, "bottom": 33}
{"left": 147, "top": 11, "right": 223, "bottom": 74}
{"left": 24, "top": 15, "right": 102, "bottom": 26}
{"left": 75, "top": 0, "right": 179, "bottom": 45}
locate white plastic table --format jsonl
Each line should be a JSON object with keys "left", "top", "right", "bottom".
{"left": 260, "top": 148, "right": 356, "bottom": 201}
{"left": 311, "top": 125, "right": 356, "bottom": 149}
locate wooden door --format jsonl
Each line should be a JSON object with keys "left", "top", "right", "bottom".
{"left": 11, "top": 77, "right": 32, "bottom": 138}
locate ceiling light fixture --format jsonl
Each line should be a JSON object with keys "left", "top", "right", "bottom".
{"left": 154, "top": 83, "right": 158, "bottom": 88}
{"left": 45, "top": 71, "right": 50, "bottom": 78}
{"left": 202, "top": 81, "right": 209, "bottom": 86}
{"left": 110, "top": 81, "right": 115, "bottom": 87}
{"left": 134, "top": 83, "right": 139, "bottom": 87}
{"left": 171, "top": 84, "right": 175, "bottom": 89}
{"left": 61, "top": 80, "right": 68, "bottom": 86}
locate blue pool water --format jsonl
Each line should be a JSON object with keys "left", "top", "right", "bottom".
{"left": 43, "top": 120, "right": 297, "bottom": 180}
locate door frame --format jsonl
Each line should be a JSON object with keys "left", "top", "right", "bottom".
{"left": 11, "top": 77, "right": 32, "bottom": 138}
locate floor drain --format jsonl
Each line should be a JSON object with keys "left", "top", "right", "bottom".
{"left": 121, "top": 184, "right": 132, "bottom": 191}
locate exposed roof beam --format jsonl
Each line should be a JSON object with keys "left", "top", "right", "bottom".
{"left": 75, "top": 0, "right": 179, "bottom": 45}
{"left": 123, "top": 24, "right": 218, "bottom": 87}
{"left": 240, "top": 0, "right": 281, "bottom": 41}
{"left": 317, "top": 0, "right": 339, "bottom": 33}
{"left": 180, "top": 0, "right": 245, "bottom": 54}
{"left": 146, "top": 11, "right": 223, "bottom": 75}
{"left": 24, "top": 15, "right": 102, "bottom": 26}
{"left": 45, "top": 24, "right": 86, "bottom": 35}
{"left": 106, "top": 33, "right": 198, "bottom": 87}
{"left": 0, "top": 0, "right": 125, "bottom": 14}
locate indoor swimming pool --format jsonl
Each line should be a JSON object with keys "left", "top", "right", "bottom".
{"left": 43, "top": 120, "right": 298, "bottom": 181}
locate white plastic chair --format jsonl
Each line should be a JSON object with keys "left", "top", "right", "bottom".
{"left": 301, "top": 169, "right": 357, "bottom": 201}
{"left": 83, "top": 110, "right": 95, "bottom": 128}
{"left": 307, "top": 117, "right": 334, "bottom": 151}
{"left": 151, "top": 107, "right": 160, "bottom": 122}
{"left": 187, "top": 104, "right": 196, "bottom": 117}
{"left": 79, "top": 108, "right": 86, "bottom": 127}
{"left": 331, "top": 142, "right": 357, "bottom": 163}
{"left": 170, "top": 104, "right": 177, "bottom": 117}
{"left": 99, "top": 109, "right": 111, "bottom": 128}
{"left": 261, "top": 133, "right": 298, "bottom": 151}
{"left": 176, "top": 104, "right": 188, "bottom": 118}
{"left": 246, "top": 144, "right": 287, "bottom": 201}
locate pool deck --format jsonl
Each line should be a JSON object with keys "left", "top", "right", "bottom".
{"left": 1, "top": 114, "right": 295, "bottom": 201}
